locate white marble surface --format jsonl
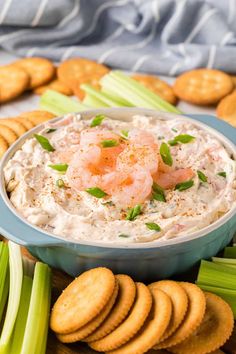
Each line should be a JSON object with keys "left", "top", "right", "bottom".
{"left": 0, "top": 49, "right": 216, "bottom": 118}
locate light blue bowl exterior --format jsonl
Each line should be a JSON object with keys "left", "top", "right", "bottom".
{"left": 0, "top": 112, "right": 235, "bottom": 281}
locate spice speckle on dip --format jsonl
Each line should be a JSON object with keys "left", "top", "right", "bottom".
{"left": 4, "top": 113, "right": 236, "bottom": 243}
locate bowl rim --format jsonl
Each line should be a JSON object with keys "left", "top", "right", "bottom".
{"left": 0, "top": 107, "right": 236, "bottom": 249}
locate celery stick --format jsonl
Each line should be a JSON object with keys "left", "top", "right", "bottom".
{"left": 40, "top": 90, "right": 86, "bottom": 116}
{"left": 0, "top": 243, "right": 9, "bottom": 324}
{"left": 21, "top": 262, "right": 51, "bottom": 354}
{"left": 196, "top": 283, "right": 236, "bottom": 318}
{"left": 224, "top": 247, "right": 236, "bottom": 259}
{"left": 197, "top": 260, "right": 236, "bottom": 290}
{"left": 81, "top": 84, "right": 126, "bottom": 107}
{"left": 212, "top": 257, "right": 236, "bottom": 268}
{"left": 83, "top": 93, "right": 110, "bottom": 108}
{"left": 100, "top": 89, "right": 133, "bottom": 107}
{"left": 0, "top": 242, "right": 23, "bottom": 354}
{"left": 9, "top": 276, "right": 32, "bottom": 354}
{"left": 0, "top": 271, "right": 9, "bottom": 325}
{"left": 100, "top": 71, "right": 182, "bottom": 113}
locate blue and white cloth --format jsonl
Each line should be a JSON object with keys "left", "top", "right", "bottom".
{"left": 0, "top": 0, "right": 236, "bottom": 75}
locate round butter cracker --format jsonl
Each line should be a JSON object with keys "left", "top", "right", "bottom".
{"left": 0, "top": 136, "right": 8, "bottom": 158}
{"left": 85, "top": 274, "right": 136, "bottom": 342}
{"left": 0, "top": 65, "right": 29, "bottom": 103}
{"left": 174, "top": 69, "right": 234, "bottom": 105}
{"left": 107, "top": 288, "right": 172, "bottom": 354}
{"left": 89, "top": 282, "right": 152, "bottom": 352}
{"left": 132, "top": 74, "right": 177, "bottom": 105}
{"left": 169, "top": 292, "right": 234, "bottom": 354}
{"left": 57, "top": 279, "right": 119, "bottom": 343}
{"left": 50, "top": 267, "right": 116, "bottom": 334}
{"left": 13, "top": 57, "right": 55, "bottom": 89}
{"left": 216, "top": 90, "right": 236, "bottom": 127}
{"left": 155, "top": 282, "right": 206, "bottom": 349}
{"left": 149, "top": 280, "right": 188, "bottom": 342}
{"left": 0, "top": 124, "right": 18, "bottom": 145}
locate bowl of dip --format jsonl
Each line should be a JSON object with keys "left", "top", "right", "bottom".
{"left": 0, "top": 108, "right": 236, "bottom": 281}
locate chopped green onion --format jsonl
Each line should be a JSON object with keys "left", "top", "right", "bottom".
{"left": 86, "top": 187, "right": 107, "bottom": 198}
{"left": 34, "top": 134, "right": 55, "bottom": 152}
{"left": 101, "top": 139, "right": 119, "bottom": 148}
{"left": 152, "top": 183, "right": 166, "bottom": 202}
{"left": 145, "top": 222, "right": 161, "bottom": 231}
{"left": 118, "top": 234, "right": 130, "bottom": 238}
{"left": 217, "top": 171, "right": 226, "bottom": 178}
{"left": 20, "top": 263, "right": 51, "bottom": 354}
{"left": 160, "top": 142, "right": 173, "bottom": 166}
{"left": 126, "top": 204, "right": 142, "bottom": 221}
{"left": 172, "top": 128, "right": 178, "bottom": 132}
{"left": 100, "top": 71, "right": 182, "bottom": 113}
{"left": 197, "top": 170, "right": 208, "bottom": 183}
{"left": 121, "top": 130, "right": 129, "bottom": 139}
{"left": 175, "top": 179, "right": 194, "bottom": 191}
{"left": 9, "top": 276, "right": 33, "bottom": 354}
{"left": 197, "top": 260, "right": 236, "bottom": 290}
{"left": 90, "top": 114, "right": 106, "bottom": 127}
{"left": 40, "top": 90, "right": 86, "bottom": 116}
{"left": 196, "top": 283, "right": 236, "bottom": 318}
{"left": 0, "top": 242, "right": 23, "bottom": 353}
{"left": 48, "top": 164, "right": 68, "bottom": 172}
{"left": 56, "top": 179, "right": 65, "bottom": 188}
{"left": 168, "top": 134, "right": 195, "bottom": 146}
{"left": 45, "top": 128, "right": 57, "bottom": 134}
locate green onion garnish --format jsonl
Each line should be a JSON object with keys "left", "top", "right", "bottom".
{"left": 121, "top": 130, "right": 129, "bottom": 138}
{"left": 45, "top": 128, "right": 56, "bottom": 134}
{"left": 160, "top": 142, "right": 173, "bottom": 166}
{"left": 175, "top": 179, "right": 194, "bottom": 191}
{"left": 118, "top": 234, "right": 130, "bottom": 238}
{"left": 217, "top": 171, "right": 226, "bottom": 178}
{"left": 90, "top": 114, "right": 105, "bottom": 127}
{"left": 48, "top": 164, "right": 68, "bottom": 172}
{"left": 126, "top": 204, "right": 142, "bottom": 221}
{"left": 152, "top": 183, "right": 166, "bottom": 202}
{"left": 197, "top": 170, "right": 208, "bottom": 183}
{"left": 172, "top": 128, "right": 178, "bottom": 132}
{"left": 101, "top": 139, "right": 119, "bottom": 148}
{"left": 145, "top": 222, "right": 161, "bottom": 231}
{"left": 168, "top": 134, "right": 195, "bottom": 146}
{"left": 56, "top": 179, "right": 65, "bottom": 188}
{"left": 86, "top": 187, "right": 107, "bottom": 198}
{"left": 34, "top": 134, "right": 55, "bottom": 152}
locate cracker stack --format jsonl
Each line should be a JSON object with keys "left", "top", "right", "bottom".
{"left": 50, "top": 267, "right": 234, "bottom": 354}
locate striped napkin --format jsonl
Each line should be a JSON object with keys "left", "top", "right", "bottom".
{"left": 0, "top": 0, "right": 236, "bottom": 75}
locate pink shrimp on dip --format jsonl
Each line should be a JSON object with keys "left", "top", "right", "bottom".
{"left": 4, "top": 113, "right": 236, "bottom": 243}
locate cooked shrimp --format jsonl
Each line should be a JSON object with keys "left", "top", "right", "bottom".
{"left": 66, "top": 145, "right": 126, "bottom": 193}
{"left": 128, "top": 129, "right": 158, "bottom": 148}
{"left": 154, "top": 168, "right": 195, "bottom": 189}
{"left": 116, "top": 129, "right": 159, "bottom": 174}
{"left": 111, "top": 166, "right": 153, "bottom": 208}
{"left": 117, "top": 144, "right": 158, "bottom": 174}
{"left": 80, "top": 129, "right": 121, "bottom": 147}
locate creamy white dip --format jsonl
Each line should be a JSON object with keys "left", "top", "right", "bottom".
{"left": 4, "top": 113, "right": 236, "bottom": 243}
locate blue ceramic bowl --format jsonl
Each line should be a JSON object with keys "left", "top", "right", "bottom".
{"left": 0, "top": 108, "right": 236, "bottom": 281}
